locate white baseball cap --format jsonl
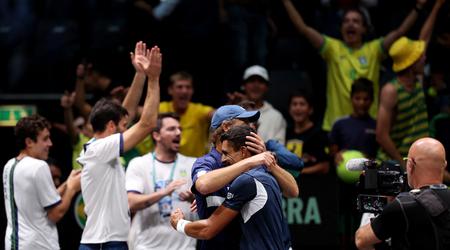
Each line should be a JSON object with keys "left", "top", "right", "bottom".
{"left": 243, "top": 65, "right": 269, "bottom": 82}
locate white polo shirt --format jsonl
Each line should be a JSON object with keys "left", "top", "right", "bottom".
{"left": 126, "top": 152, "right": 197, "bottom": 250}
{"left": 257, "top": 101, "right": 287, "bottom": 144}
{"left": 78, "top": 133, "right": 130, "bottom": 243}
{"left": 3, "top": 157, "right": 61, "bottom": 249}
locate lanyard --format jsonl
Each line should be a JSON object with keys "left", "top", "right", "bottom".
{"left": 152, "top": 152, "right": 177, "bottom": 186}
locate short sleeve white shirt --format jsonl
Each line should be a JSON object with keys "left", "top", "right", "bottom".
{"left": 258, "top": 101, "right": 287, "bottom": 144}
{"left": 126, "top": 153, "right": 197, "bottom": 250}
{"left": 77, "top": 133, "right": 130, "bottom": 243}
{"left": 3, "top": 157, "right": 61, "bottom": 249}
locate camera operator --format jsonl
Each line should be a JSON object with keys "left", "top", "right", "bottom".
{"left": 355, "top": 137, "right": 450, "bottom": 250}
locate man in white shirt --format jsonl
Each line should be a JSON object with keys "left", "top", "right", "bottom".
{"left": 77, "top": 45, "right": 161, "bottom": 250}
{"left": 229, "top": 65, "right": 287, "bottom": 144}
{"left": 3, "top": 114, "right": 81, "bottom": 249}
{"left": 126, "top": 113, "right": 197, "bottom": 250}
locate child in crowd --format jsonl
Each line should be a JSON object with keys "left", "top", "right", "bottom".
{"left": 286, "top": 90, "right": 330, "bottom": 175}
{"left": 330, "top": 78, "right": 377, "bottom": 162}
{"left": 329, "top": 78, "right": 377, "bottom": 250}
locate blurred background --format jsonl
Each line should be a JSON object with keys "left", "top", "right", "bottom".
{"left": 1, "top": 0, "right": 450, "bottom": 249}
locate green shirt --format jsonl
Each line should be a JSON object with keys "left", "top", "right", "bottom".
{"left": 73, "top": 133, "right": 91, "bottom": 170}
{"left": 377, "top": 78, "right": 429, "bottom": 161}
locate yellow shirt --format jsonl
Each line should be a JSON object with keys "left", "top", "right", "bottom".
{"left": 320, "top": 36, "right": 385, "bottom": 131}
{"left": 73, "top": 133, "right": 91, "bottom": 169}
{"left": 159, "top": 101, "right": 214, "bottom": 157}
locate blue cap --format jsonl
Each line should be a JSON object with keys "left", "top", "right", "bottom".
{"left": 211, "top": 105, "right": 260, "bottom": 129}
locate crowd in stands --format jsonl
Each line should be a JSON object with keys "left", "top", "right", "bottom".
{"left": 2, "top": 0, "right": 450, "bottom": 249}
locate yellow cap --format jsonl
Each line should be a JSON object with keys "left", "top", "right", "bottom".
{"left": 389, "top": 37, "right": 425, "bottom": 72}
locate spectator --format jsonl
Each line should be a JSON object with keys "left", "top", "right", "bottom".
{"left": 281, "top": 0, "right": 427, "bottom": 131}
{"left": 60, "top": 91, "right": 93, "bottom": 170}
{"left": 330, "top": 77, "right": 377, "bottom": 161}
{"left": 376, "top": 0, "right": 445, "bottom": 166}
{"left": 46, "top": 157, "right": 63, "bottom": 187}
{"left": 159, "top": 71, "right": 215, "bottom": 157}
{"left": 73, "top": 62, "right": 125, "bottom": 121}
{"left": 329, "top": 78, "right": 377, "bottom": 249}
{"left": 286, "top": 90, "right": 330, "bottom": 174}
{"left": 229, "top": 65, "right": 287, "bottom": 144}
{"left": 126, "top": 113, "right": 197, "bottom": 249}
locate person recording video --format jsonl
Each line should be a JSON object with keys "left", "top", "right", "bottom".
{"left": 355, "top": 137, "right": 450, "bottom": 250}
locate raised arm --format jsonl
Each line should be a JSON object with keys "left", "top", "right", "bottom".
{"left": 123, "top": 46, "right": 161, "bottom": 152}
{"left": 170, "top": 205, "right": 238, "bottom": 240}
{"left": 60, "top": 91, "right": 78, "bottom": 145}
{"left": 376, "top": 83, "right": 404, "bottom": 166}
{"left": 419, "top": 0, "right": 446, "bottom": 45}
{"left": 122, "top": 41, "right": 148, "bottom": 123}
{"left": 383, "top": 0, "right": 427, "bottom": 50}
{"left": 281, "top": 0, "right": 324, "bottom": 49}
{"left": 73, "top": 64, "right": 92, "bottom": 120}
{"left": 195, "top": 152, "right": 276, "bottom": 195}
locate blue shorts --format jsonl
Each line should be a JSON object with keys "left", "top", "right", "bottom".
{"left": 79, "top": 241, "right": 128, "bottom": 250}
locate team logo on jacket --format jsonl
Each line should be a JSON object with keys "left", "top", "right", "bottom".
{"left": 226, "top": 192, "right": 234, "bottom": 200}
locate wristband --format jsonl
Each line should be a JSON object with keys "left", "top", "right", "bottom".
{"left": 176, "top": 219, "right": 191, "bottom": 234}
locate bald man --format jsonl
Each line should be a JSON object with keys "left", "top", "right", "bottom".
{"left": 355, "top": 138, "right": 450, "bottom": 250}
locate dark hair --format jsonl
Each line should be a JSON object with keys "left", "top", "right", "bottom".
{"left": 151, "top": 112, "right": 180, "bottom": 142}
{"left": 15, "top": 114, "right": 51, "bottom": 150}
{"left": 46, "top": 157, "right": 59, "bottom": 168}
{"left": 169, "top": 71, "right": 193, "bottom": 87}
{"left": 341, "top": 7, "right": 375, "bottom": 39}
{"left": 288, "top": 89, "right": 313, "bottom": 107}
{"left": 342, "top": 7, "right": 369, "bottom": 29}
{"left": 220, "top": 125, "right": 256, "bottom": 152}
{"left": 89, "top": 98, "right": 128, "bottom": 132}
{"left": 351, "top": 78, "right": 374, "bottom": 99}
